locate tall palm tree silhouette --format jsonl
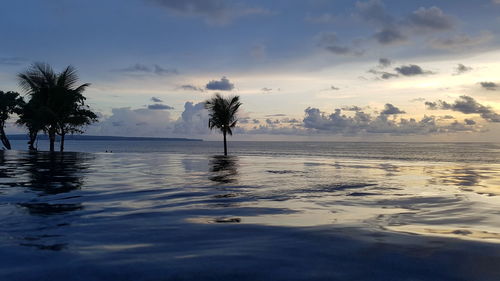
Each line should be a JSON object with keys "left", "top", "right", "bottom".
{"left": 205, "top": 94, "right": 241, "bottom": 156}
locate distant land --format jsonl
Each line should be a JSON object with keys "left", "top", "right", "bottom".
{"left": 7, "top": 135, "right": 203, "bottom": 142}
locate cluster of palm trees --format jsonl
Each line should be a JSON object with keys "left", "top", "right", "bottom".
{"left": 1, "top": 62, "right": 242, "bottom": 155}
{"left": 0, "top": 63, "right": 97, "bottom": 152}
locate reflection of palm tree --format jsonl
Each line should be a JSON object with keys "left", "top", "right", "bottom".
{"left": 209, "top": 155, "right": 239, "bottom": 184}
{"left": 205, "top": 94, "right": 242, "bottom": 156}
{"left": 20, "top": 152, "right": 89, "bottom": 195}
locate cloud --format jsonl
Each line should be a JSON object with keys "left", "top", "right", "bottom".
{"left": 261, "top": 87, "right": 272, "bottom": 92}
{"left": 149, "top": 0, "right": 270, "bottom": 25}
{"left": 378, "top": 58, "right": 391, "bottom": 68}
{"left": 408, "top": 7, "right": 454, "bottom": 31}
{"left": 173, "top": 102, "right": 209, "bottom": 134}
{"left": 302, "top": 106, "right": 475, "bottom": 135}
{"left": 89, "top": 101, "right": 210, "bottom": 137}
{"left": 265, "top": 114, "right": 286, "bottom": 117}
{"left": 0, "top": 57, "right": 26, "bottom": 66}
{"left": 154, "top": 65, "right": 178, "bottom": 75}
{"left": 380, "top": 104, "right": 405, "bottom": 115}
{"left": 430, "top": 32, "right": 494, "bottom": 50}
{"left": 425, "top": 95, "right": 500, "bottom": 122}
{"left": 356, "top": 0, "right": 393, "bottom": 25}
{"left": 148, "top": 104, "right": 174, "bottom": 110}
{"left": 179, "top": 84, "right": 204, "bottom": 91}
{"left": 395, "top": 64, "right": 433, "bottom": 76}
{"left": 206, "top": 76, "right": 234, "bottom": 91}
{"left": 151, "top": 97, "right": 163, "bottom": 102}
{"left": 330, "top": 86, "right": 340, "bottom": 90}
{"left": 317, "top": 32, "right": 364, "bottom": 56}
{"left": 453, "top": 64, "right": 472, "bottom": 75}
{"left": 116, "top": 63, "right": 178, "bottom": 76}
{"left": 373, "top": 27, "right": 407, "bottom": 44}
{"left": 480, "top": 82, "right": 498, "bottom": 91}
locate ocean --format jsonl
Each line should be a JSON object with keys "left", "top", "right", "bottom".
{"left": 1, "top": 140, "right": 500, "bottom": 280}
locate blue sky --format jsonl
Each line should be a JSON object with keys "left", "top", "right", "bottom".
{"left": 1, "top": 0, "right": 500, "bottom": 140}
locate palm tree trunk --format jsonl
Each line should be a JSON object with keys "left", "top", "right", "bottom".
{"left": 49, "top": 127, "right": 56, "bottom": 152}
{"left": 223, "top": 131, "right": 227, "bottom": 156}
{"left": 0, "top": 126, "right": 11, "bottom": 150}
{"left": 60, "top": 132, "right": 65, "bottom": 152}
{"left": 28, "top": 130, "right": 37, "bottom": 151}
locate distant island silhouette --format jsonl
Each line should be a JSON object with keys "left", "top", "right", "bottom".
{"left": 7, "top": 134, "right": 203, "bottom": 142}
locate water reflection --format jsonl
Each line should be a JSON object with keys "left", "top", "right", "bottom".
{"left": 209, "top": 155, "right": 239, "bottom": 184}
{"left": 19, "top": 152, "right": 89, "bottom": 195}
{"left": 16, "top": 152, "right": 91, "bottom": 216}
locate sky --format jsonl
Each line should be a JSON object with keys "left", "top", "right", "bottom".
{"left": 1, "top": 0, "right": 500, "bottom": 141}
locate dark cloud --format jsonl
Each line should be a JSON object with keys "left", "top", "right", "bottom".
{"left": 408, "top": 7, "right": 454, "bottom": 31}
{"left": 395, "top": 64, "right": 433, "bottom": 76}
{"left": 380, "top": 104, "right": 405, "bottom": 115}
{"left": 179, "top": 84, "right": 204, "bottom": 91}
{"left": 368, "top": 68, "right": 399, "bottom": 80}
{"left": 317, "top": 32, "right": 364, "bottom": 56}
{"left": 342, "top": 106, "right": 362, "bottom": 111}
{"left": 303, "top": 106, "right": 475, "bottom": 136}
{"left": 151, "top": 97, "right": 163, "bottom": 102}
{"left": 374, "top": 27, "right": 406, "bottom": 44}
{"left": 430, "top": 32, "right": 493, "bottom": 50}
{"left": 331, "top": 86, "right": 340, "bottom": 90}
{"left": 453, "top": 64, "right": 472, "bottom": 75}
{"left": 154, "top": 65, "right": 178, "bottom": 75}
{"left": 206, "top": 76, "right": 234, "bottom": 91}
{"left": 148, "top": 104, "right": 174, "bottom": 110}
{"left": 118, "top": 63, "right": 151, "bottom": 73}
{"left": 261, "top": 87, "right": 272, "bottom": 92}
{"left": 464, "top": 119, "right": 476, "bottom": 125}
{"left": 356, "top": 0, "right": 393, "bottom": 25}
{"left": 425, "top": 95, "right": 500, "bottom": 122}
{"left": 117, "top": 63, "right": 178, "bottom": 75}
{"left": 149, "top": 0, "right": 270, "bottom": 24}
{"left": 480, "top": 82, "right": 498, "bottom": 91}
{"left": 282, "top": 118, "right": 300, "bottom": 124}
{"left": 265, "top": 118, "right": 280, "bottom": 125}
{"left": 378, "top": 58, "right": 391, "bottom": 68}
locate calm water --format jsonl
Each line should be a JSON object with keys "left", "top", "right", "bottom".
{"left": 1, "top": 141, "right": 500, "bottom": 280}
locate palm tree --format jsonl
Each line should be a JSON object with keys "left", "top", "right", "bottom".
{"left": 0, "top": 91, "right": 23, "bottom": 149}
{"left": 17, "top": 63, "right": 96, "bottom": 152}
{"left": 205, "top": 94, "right": 241, "bottom": 156}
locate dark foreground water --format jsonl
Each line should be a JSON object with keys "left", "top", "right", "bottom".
{"left": 1, "top": 141, "right": 500, "bottom": 280}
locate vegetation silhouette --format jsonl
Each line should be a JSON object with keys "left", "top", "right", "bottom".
{"left": 205, "top": 94, "right": 241, "bottom": 156}
{"left": 17, "top": 63, "right": 97, "bottom": 152}
{"left": 0, "top": 91, "right": 23, "bottom": 149}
